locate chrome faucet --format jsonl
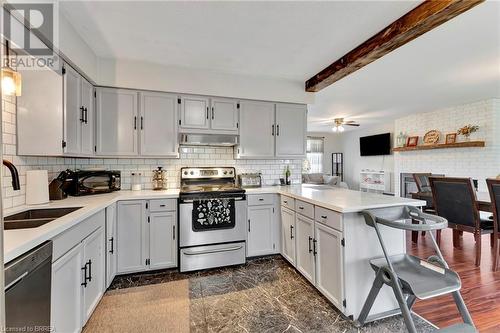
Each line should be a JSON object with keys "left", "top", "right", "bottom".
{"left": 3, "top": 160, "right": 20, "bottom": 190}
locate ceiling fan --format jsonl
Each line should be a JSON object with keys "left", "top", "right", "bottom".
{"left": 332, "top": 118, "right": 360, "bottom": 132}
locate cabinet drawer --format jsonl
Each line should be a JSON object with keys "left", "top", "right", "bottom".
{"left": 52, "top": 210, "right": 105, "bottom": 262}
{"left": 248, "top": 194, "right": 274, "bottom": 206}
{"left": 149, "top": 199, "right": 177, "bottom": 212}
{"left": 280, "top": 195, "right": 295, "bottom": 210}
{"left": 315, "top": 206, "right": 343, "bottom": 231}
{"left": 295, "top": 200, "right": 314, "bottom": 219}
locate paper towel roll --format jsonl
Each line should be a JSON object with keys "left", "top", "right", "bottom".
{"left": 26, "top": 170, "right": 50, "bottom": 205}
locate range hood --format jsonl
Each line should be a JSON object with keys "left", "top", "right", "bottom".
{"left": 179, "top": 133, "right": 239, "bottom": 147}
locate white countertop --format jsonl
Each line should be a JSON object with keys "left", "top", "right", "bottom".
{"left": 247, "top": 184, "right": 424, "bottom": 213}
{"left": 3, "top": 185, "right": 423, "bottom": 264}
{"left": 3, "top": 190, "right": 179, "bottom": 263}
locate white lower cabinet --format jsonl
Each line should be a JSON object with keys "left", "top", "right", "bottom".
{"left": 105, "top": 203, "right": 117, "bottom": 288}
{"left": 51, "top": 225, "right": 105, "bottom": 333}
{"left": 315, "top": 222, "right": 344, "bottom": 309}
{"left": 51, "top": 243, "right": 83, "bottom": 333}
{"left": 281, "top": 206, "right": 296, "bottom": 265}
{"left": 117, "top": 199, "right": 177, "bottom": 274}
{"left": 247, "top": 205, "right": 275, "bottom": 257}
{"left": 295, "top": 213, "right": 315, "bottom": 284}
{"left": 82, "top": 227, "right": 105, "bottom": 322}
{"left": 149, "top": 211, "right": 177, "bottom": 269}
{"left": 279, "top": 195, "right": 345, "bottom": 312}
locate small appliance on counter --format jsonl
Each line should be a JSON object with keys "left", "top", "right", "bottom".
{"left": 56, "top": 169, "right": 121, "bottom": 196}
{"left": 238, "top": 173, "right": 262, "bottom": 188}
{"left": 152, "top": 167, "right": 166, "bottom": 190}
{"left": 131, "top": 172, "right": 142, "bottom": 191}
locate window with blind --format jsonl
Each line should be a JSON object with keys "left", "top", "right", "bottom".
{"left": 306, "top": 137, "right": 324, "bottom": 173}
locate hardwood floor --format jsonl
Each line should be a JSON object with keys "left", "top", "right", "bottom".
{"left": 409, "top": 229, "right": 500, "bottom": 332}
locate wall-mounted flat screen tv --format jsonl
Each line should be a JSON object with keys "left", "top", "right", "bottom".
{"left": 359, "top": 133, "right": 391, "bottom": 156}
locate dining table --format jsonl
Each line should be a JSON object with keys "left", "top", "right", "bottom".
{"left": 411, "top": 191, "right": 492, "bottom": 212}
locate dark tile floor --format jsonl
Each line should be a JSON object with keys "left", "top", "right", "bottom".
{"left": 110, "top": 255, "right": 435, "bottom": 332}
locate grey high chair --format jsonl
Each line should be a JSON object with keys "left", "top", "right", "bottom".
{"left": 356, "top": 205, "right": 476, "bottom": 333}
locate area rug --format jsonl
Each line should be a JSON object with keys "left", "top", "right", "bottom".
{"left": 83, "top": 279, "right": 189, "bottom": 333}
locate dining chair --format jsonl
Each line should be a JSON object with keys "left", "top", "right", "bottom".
{"left": 411, "top": 173, "right": 444, "bottom": 243}
{"left": 429, "top": 177, "right": 493, "bottom": 266}
{"left": 487, "top": 178, "right": 500, "bottom": 271}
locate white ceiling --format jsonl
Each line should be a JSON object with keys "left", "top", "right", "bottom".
{"left": 59, "top": 0, "right": 419, "bottom": 80}
{"left": 308, "top": 1, "right": 500, "bottom": 132}
{"left": 60, "top": 1, "right": 500, "bottom": 132}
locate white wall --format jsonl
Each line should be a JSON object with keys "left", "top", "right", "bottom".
{"left": 337, "top": 123, "right": 395, "bottom": 191}
{"left": 97, "top": 58, "right": 314, "bottom": 104}
{"left": 394, "top": 99, "right": 500, "bottom": 194}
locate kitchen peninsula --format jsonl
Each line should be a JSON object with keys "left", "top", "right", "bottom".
{"left": 4, "top": 184, "right": 424, "bottom": 329}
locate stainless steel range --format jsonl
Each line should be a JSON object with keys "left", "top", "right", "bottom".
{"left": 179, "top": 167, "right": 247, "bottom": 272}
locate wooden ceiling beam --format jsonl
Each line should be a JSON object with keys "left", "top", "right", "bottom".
{"left": 305, "top": 0, "right": 485, "bottom": 92}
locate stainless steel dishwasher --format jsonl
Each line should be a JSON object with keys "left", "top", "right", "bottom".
{"left": 5, "top": 241, "right": 52, "bottom": 331}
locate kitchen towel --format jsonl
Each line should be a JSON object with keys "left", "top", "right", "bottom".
{"left": 26, "top": 170, "right": 50, "bottom": 205}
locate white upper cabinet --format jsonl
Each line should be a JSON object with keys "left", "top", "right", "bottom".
{"left": 80, "top": 78, "right": 94, "bottom": 156}
{"left": 179, "top": 95, "right": 210, "bottom": 130}
{"left": 63, "top": 65, "right": 81, "bottom": 155}
{"left": 238, "top": 101, "right": 275, "bottom": 158}
{"left": 140, "top": 92, "right": 179, "bottom": 157}
{"left": 275, "top": 103, "right": 307, "bottom": 158}
{"left": 96, "top": 88, "right": 139, "bottom": 156}
{"left": 63, "top": 64, "right": 95, "bottom": 157}
{"left": 179, "top": 95, "right": 239, "bottom": 134}
{"left": 210, "top": 98, "right": 239, "bottom": 132}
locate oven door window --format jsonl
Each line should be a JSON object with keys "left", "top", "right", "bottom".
{"left": 192, "top": 198, "right": 235, "bottom": 231}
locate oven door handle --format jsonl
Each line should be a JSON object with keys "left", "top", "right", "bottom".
{"left": 183, "top": 245, "right": 243, "bottom": 256}
{"left": 181, "top": 197, "right": 245, "bottom": 203}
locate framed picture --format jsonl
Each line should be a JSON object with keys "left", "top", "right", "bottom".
{"left": 406, "top": 136, "right": 419, "bottom": 147}
{"left": 445, "top": 133, "right": 457, "bottom": 144}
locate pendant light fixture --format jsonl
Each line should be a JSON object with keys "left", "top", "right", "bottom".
{"left": 1, "top": 41, "right": 22, "bottom": 96}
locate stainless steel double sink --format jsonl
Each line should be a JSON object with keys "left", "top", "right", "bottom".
{"left": 4, "top": 207, "right": 82, "bottom": 230}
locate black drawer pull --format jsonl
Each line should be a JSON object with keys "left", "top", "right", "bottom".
{"left": 258, "top": 198, "right": 264, "bottom": 201}
{"left": 160, "top": 204, "right": 166, "bottom": 207}
{"left": 298, "top": 206, "right": 304, "bottom": 210}
{"left": 321, "top": 215, "right": 327, "bottom": 219}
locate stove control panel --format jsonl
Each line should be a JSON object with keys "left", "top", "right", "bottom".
{"left": 181, "top": 167, "right": 236, "bottom": 180}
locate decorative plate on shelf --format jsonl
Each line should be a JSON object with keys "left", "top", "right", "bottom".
{"left": 423, "top": 130, "right": 440, "bottom": 144}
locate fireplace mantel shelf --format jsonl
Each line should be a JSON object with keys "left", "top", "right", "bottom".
{"left": 392, "top": 140, "right": 485, "bottom": 152}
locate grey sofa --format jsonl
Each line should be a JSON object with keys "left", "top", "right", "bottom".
{"left": 302, "top": 173, "right": 349, "bottom": 189}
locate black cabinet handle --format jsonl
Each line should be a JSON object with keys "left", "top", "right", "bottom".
{"left": 84, "top": 107, "right": 88, "bottom": 124}
{"left": 321, "top": 215, "right": 327, "bottom": 219}
{"left": 248, "top": 219, "right": 251, "bottom": 232}
{"left": 313, "top": 239, "right": 317, "bottom": 255}
{"left": 212, "top": 107, "right": 214, "bottom": 119}
{"left": 80, "top": 106, "right": 85, "bottom": 122}
{"left": 290, "top": 225, "right": 294, "bottom": 239}
{"left": 298, "top": 206, "right": 304, "bottom": 210}
{"left": 87, "top": 259, "right": 92, "bottom": 282}
{"left": 81, "top": 263, "right": 88, "bottom": 287}
{"left": 173, "top": 225, "right": 176, "bottom": 240}
{"left": 277, "top": 124, "right": 280, "bottom": 136}
{"left": 272, "top": 124, "right": 275, "bottom": 136}
{"left": 134, "top": 116, "right": 137, "bottom": 130}
{"left": 283, "top": 200, "right": 288, "bottom": 204}
{"left": 258, "top": 198, "right": 264, "bottom": 201}
{"left": 140, "top": 116, "right": 144, "bottom": 130}
{"left": 308, "top": 236, "right": 312, "bottom": 253}
{"left": 160, "top": 204, "right": 166, "bottom": 207}
{"left": 206, "top": 107, "right": 209, "bottom": 119}
{"left": 109, "top": 237, "right": 114, "bottom": 254}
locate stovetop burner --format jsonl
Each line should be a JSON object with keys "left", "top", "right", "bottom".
{"left": 179, "top": 167, "right": 245, "bottom": 201}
